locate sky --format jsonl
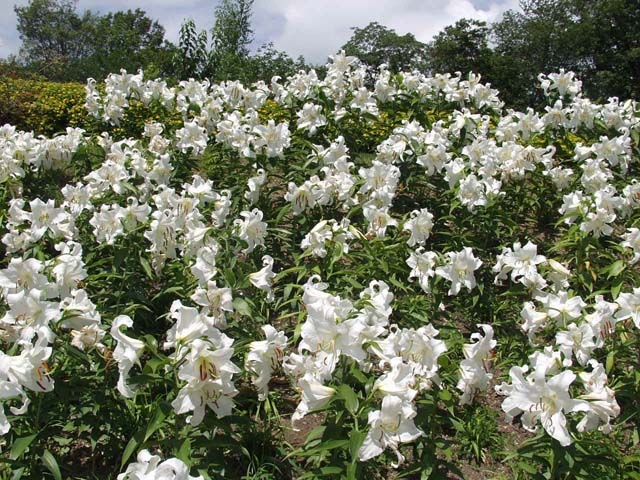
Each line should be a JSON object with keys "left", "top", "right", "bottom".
{"left": 1, "top": 0, "right": 520, "bottom": 65}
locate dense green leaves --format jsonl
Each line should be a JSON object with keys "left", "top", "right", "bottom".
{"left": 342, "top": 22, "right": 429, "bottom": 81}
{"left": 15, "top": 1, "right": 174, "bottom": 82}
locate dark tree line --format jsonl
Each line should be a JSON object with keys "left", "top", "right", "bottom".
{"left": 4, "top": 0, "right": 639, "bottom": 106}
{"left": 5, "top": 0, "right": 307, "bottom": 84}
{"left": 10, "top": 0, "right": 173, "bottom": 81}
{"left": 171, "top": 0, "right": 307, "bottom": 84}
{"left": 342, "top": 0, "right": 639, "bottom": 107}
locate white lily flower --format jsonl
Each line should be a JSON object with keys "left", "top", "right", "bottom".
{"left": 403, "top": 208, "right": 434, "bottom": 247}
{"left": 118, "top": 449, "right": 204, "bottom": 480}
{"left": 358, "top": 395, "right": 423, "bottom": 467}
{"left": 407, "top": 248, "right": 438, "bottom": 293}
{"left": 435, "top": 247, "right": 482, "bottom": 296}
{"left": 246, "top": 325, "right": 287, "bottom": 400}
{"left": 234, "top": 208, "right": 267, "bottom": 253}
{"left": 110, "top": 315, "right": 145, "bottom": 398}
{"left": 249, "top": 255, "right": 276, "bottom": 303}
{"left": 577, "top": 360, "right": 620, "bottom": 434}
{"left": 292, "top": 373, "right": 336, "bottom": 423}
{"left": 496, "top": 363, "right": 589, "bottom": 446}
{"left": 615, "top": 288, "right": 640, "bottom": 328}
{"left": 457, "top": 324, "right": 496, "bottom": 405}
{"left": 244, "top": 168, "right": 267, "bottom": 204}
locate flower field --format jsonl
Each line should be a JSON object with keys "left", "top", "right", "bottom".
{"left": 1, "top": 54, "right": 639, "bottom": 479}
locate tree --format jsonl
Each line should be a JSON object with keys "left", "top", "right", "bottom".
{"left": 569, "top": 0, "right": 640, "bottom": 100}
{"left": 171, "top": 2, "right": 306, "bottom": 84}
{"left": 341, "top": 22, "right": 428, "bottom": 77}
{"left": 247, "top": 42, "right": 307, "bottom": 82}
{"left": 427, "top": 19, "right": 493, "bottom": 78}
{"left": 82, "top": 9, "right": 174, "bottom": 80}
{"left": 489, "top": 0, "right": 640, "bottom": 106}
{"left": 490, "top": 0, "right": 588, "bottom": 107}
{"left": 209, "top": 0, "right": 254, "bottom": 81}
{"left": 173, "top": 19, "right": 210, "bottom": 80}
{"left": 14, "top": 0, "right": 96, "bottom": 79}
{"left": 15, "top": 1, "right": 174, "bottom": 81}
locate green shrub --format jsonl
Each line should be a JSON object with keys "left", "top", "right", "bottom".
{"left": 0, "top": 78, "right": 100, "bottom": 136}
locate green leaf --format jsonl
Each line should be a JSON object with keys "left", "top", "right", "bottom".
{"left": 140, "top": 255, "right": 154, "bottom": 280}
{"left": 10, "top": 433, "right": 38, "bottom": 460}
{"left": 563, "top": 448, "right": 575, "bottom": 467}
{"left": 388, "top": 274, "right": 407, "bottom": 291}
{"left": 420, "top": 464, "right": 434, "bottom": 479}
{"left": 283, "top": 284, "right": 292, "bottom": 301}
{"left": 606, "top": 351, "right": 614, "bottom": 374}
{"left": 348, "top": 430, "right": 366, "bottom": 461}
{"left": 144, "top": 402, "right": 172, "bottom": 442}
{"left": 176, "top": 437, "right": 191, "bottom": 464}
{"left": 517, "top": 461, "right": 538, "bottom": 474}
{"left": 631, "top": 128, "right": 639, "bottom": 149}
{"left": 299, "top": 439, "right": 349, "bottom": 457}
{"left": 611, "top": 278, "right": 623, "bottom": 299}
{"left": 197, "top": 470, "right": 212, "bottom": 480}
{"left": 337, "top": 384, "right": 359, "bottom": 415}
{"left": 188, "top": 102, "right": 202, "bottom": 115}
{"left": 471, "top": 294, "right": 480, "bottom": 307}
{"left": 10, "top": 467, "right": 25, "bottom": 480}
{"left": 346, "top": 463, "right": 358, "bottom": 480}
{"left": 343, "top": 276, "right": 364, "bottom": 290}
{"left": 151, "top": 286, "right": 184, "bottom": 301}
{"left": 606, "top": 260, "right": 625, "bottom": 279}
{"left": 121, "top": 430, "right": 145, "bottom": 468}
{"left": 438, "top": 389, "right": 452, "bottom": 402}
{"left": 349, "top": 364, "right": 369, "bottom": 385}
{"left": 319, "top": 466, "right": 343, "bottom": 475}
{"left": 143, "top": 355, "right": 165, "bottom": 373}
{"left": 52, "top": 436, "right": 73, "bottom": 447}
{"left": 304, "top": 425, "right": 326, "bottom": 445}
{"left": 41, "top": 450, "right": 62, "bottom": 480}
{"left": 233, "top": 298, "right": 252, "bottom": 317}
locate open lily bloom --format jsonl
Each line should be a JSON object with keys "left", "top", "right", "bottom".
{"left": 0, "top": 379, "right": 26, "bottom": 435}
{"left": 615, "top": 288, "right": 640, "bottom": 328}
{"left": 171, "top": 339, "right": 239, "bottom": 424}
{"left": 403, "top": 208, "right": 434, "bottom": 247}
{"left": 358, "top": 394, "right": 423, "bottom": 467}
{"left": 234, "top": 208, "right": 267, "bottom": 253}
{"left": 577, "top": 360, "right": 620, "bottom": 434}
{"left": 457, "top": 324, "right": 496, "bottom": 405}
{"left": 496, "top": 362, "right": 590, "bottom": 446}
{"left": 435, "top": 247, "right": 482, "bottom": 296}
{"left": 118, "top": 449, "right": 204, "bottom": 480}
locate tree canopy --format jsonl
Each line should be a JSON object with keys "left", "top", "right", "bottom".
{"left": 427, "top": 19, "right": 493, "bottom": 78}
{"left": 14, "top": 0, "right": 95, "bottom": 79}
{"left": 78, "top": 9, "right": 174, "bottom": 81}
{"left": 172, "top": 0, "right": 307, "bottom": 84}
{"left": 341, "top": 22, "right": 429, "bottom": 76}
{"left": 15, "top": 0, "right": 174, "bottom": 81}
{"left": 488, "top": 0, "right": 640, "bottom": 106}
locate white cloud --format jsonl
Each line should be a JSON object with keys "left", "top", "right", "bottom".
{"left": 0, "top": 0, "right": 25, "bottom": 59}
{"left": 253, "top": 0, "right": 520, "bottom": 64}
